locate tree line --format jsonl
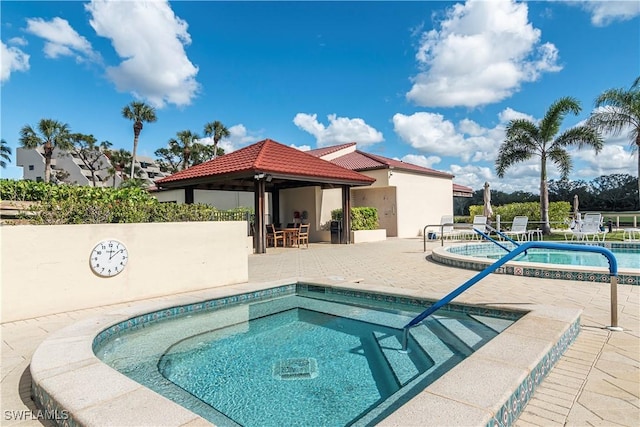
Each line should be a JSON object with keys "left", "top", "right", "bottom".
{"left": 456, "top": 173, "right": 639, "bottom": 215}
{"left": 3, "top": 100, "right": 230, "bottom": 187}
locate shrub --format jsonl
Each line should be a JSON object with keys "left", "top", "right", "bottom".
{"left": 331, "top": 207, "right": 379, "bottom": 230}
{"left": 467, "top": 201, "right": 571, "bottom": 229}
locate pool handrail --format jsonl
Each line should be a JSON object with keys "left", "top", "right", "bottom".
{"left": 402, "top": 242, "right": 620, "bottom": 351}
{"left": 472, "top": 226, "right": 516, "bottom": 253}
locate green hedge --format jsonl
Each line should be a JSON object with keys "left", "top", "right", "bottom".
{"left": 331, "top": 207, "right": 379, "bottom": 230}
{"left": 467, "top": 201, "right": 571, "bottom": 229}
{"left": 0, "top": 179, "right": 254, "bottom": 224}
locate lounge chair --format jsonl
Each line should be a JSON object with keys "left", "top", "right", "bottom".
{"left": 565, "top": 213, "right": 607, "bottom": 241}
{"left": 502, "top": 216, "right": 528, "bottom": 241}
{"left": 460, "top": 215, "right": 487, "bottom": 240}
{"left": 428, "top": 215, "right": 458, "bottom": 240}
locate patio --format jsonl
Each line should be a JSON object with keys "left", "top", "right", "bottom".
{"left": 1, "top": 238, "right": 638, "bottom": 426}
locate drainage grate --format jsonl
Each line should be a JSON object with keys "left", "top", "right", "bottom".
{"left": 272, "top": 358, "right": 318, "bottom": 380}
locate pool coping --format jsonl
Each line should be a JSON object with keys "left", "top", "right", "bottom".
{"left": 30, "top": 278, "right": 582, "bottom": 427}
{"left": 432, "top": 241, "right": 640, "bottom": 286}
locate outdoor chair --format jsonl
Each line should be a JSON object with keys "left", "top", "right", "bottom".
{"left": 428, "top": 215, "right": 459, "bottom": 240}
{"left": 460, "top": 215, "right": 487, "bottom": 240}
{"left": 565, "top": 213, "right": 607, "bottom": 242}
{"left": 294, "top": 224, "right": 310, "bottom": 248}
{"left": 502, "top": 216, "right": 529, "bottom": 241}
{"left": 268, "top": 224, "right": 285, "bottom": 247}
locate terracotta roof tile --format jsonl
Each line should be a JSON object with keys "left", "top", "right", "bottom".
{"left": 308, "top": 144, "right": 453, "bottom": 178}
{"left": 306, "top": 142, "right": 356, "bottom": 157}
{"left": 156, "top": 139, "right": 375, "bottom": 185}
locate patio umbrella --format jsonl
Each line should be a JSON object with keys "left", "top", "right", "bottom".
{"left": 483, "top": 181, "right": 493, "bottom": 219}
{"left": 573, "top": 194, "right": 580, "bottom": 219}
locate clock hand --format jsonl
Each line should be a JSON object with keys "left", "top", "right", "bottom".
{"left": 109, "top": 249, "right": 123, "bottom": 260}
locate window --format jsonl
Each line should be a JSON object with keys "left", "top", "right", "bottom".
{"left": 28, "top": 165, "right": 34, "bottom": 171}
{"left": 36, "top": 177, "right": 43, "bottom": 182}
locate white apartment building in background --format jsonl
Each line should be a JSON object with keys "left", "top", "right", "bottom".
{"left": 16, "top": 148, "right": 169, "bottom": 188}
{"left": 16, "top": 147, "right": 168, "bottom": 187}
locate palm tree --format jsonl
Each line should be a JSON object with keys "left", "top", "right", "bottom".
{"left": 105, "top": 148, "right": 133, "bottom": 186}
{"left": 122, "top": 101, "right": 157, "bottom": 180}
{"left": 203, "top": 120, "right": 230, "bottom": 159}
{"left": 587, "top": 76, "right": 640, "bottom": 201}
{"left": 19, "top": 119, "right": 72, "bottom": 183}
{"left": 496, "top": 97, "right": 603, "bottom": 234}
{"left": 1, "top": 139, "right": 12, "bottom": 168}
{"left": 169, "top": 130, "right": 201, "bottom": 170}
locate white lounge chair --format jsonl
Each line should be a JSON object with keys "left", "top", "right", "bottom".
{"left": 459, "top": 215, "right": 487, "bottom": 240}
{"left": 428, "top": 215, "right": 457, "bottom": 240}
{"left": 502, "top": 216, "right": 528, "bottom": 241}
{"left": 565, "top": 213, "right": 607, "bottom": 241}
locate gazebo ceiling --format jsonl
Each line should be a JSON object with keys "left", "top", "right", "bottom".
{"left": 155, "top": 139, "right": 375, "bottom": 191}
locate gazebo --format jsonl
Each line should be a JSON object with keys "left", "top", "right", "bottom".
{"left": 155, "top": 139, "right": 375, "bottom": 253}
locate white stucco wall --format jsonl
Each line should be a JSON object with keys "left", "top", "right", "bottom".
{"left": 0, "top": 222, "right": 249, "bottom": 322}
{"left": 390, "top": 171, "right": 453, "bottom": 237}
{"left": 153, "top": 189, "right": 257, "bottom": 211}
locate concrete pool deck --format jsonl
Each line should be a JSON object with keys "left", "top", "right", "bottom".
{"left": 2, "top": 238, "right": 638, "bottom": 426}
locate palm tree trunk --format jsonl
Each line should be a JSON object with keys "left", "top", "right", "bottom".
{"left": 44, "top": 155, "right": 52, "bottom": 183}
{"left": 130, "top": 135, "right": 139, "bottom": 180}
{"left": 540, "top": 156, "right": 550, "bottom": 234}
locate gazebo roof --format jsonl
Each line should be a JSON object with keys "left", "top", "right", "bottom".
{"left": 155, "top": 138, "right": 375, "bottom": 191}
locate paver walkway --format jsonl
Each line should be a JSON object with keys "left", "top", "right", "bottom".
{"left": 2, "top": 239, "right": 638, "bottom": 426}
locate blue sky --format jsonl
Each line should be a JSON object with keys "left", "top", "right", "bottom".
{"left": 1, "top": 0, "right": 639, "bottom": 193}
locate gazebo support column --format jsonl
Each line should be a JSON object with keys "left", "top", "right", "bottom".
{"left": 341, "top": 185, "right": 351, "bottom": 244}
{"left": 254, "top": 179, "right": 266, "bottom": 254}
{"left": 272, "top": 190, "right": 280, "bottom": 226}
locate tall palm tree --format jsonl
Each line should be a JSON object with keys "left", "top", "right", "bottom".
{"left": 19, "top": 119, "right": 72, "bottom": 183}
{"left": 587, "top": 76, "right": 640, "bottom": 201}
{"left": 496, "top": 97, "right": 603, "bottom": 234}
{"left": 122, "top": 101, "right": 157, "bottom": 180}
{"left": 1, "top": 139, "right": 12, "bottom": 168}
{"left": 203, "top": 120, "right": 230, "bottom": 159}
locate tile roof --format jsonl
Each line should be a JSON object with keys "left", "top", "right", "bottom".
{"left": 156, "top": 139, "right": 375, "bottom": 185}
{"left": 306, "top": 143, "right": 356, "bottom": 157}
{"left": 308, "top": 145, "right": 454, "bottom": 179}
{"left": 453, "top": 183, "right": 473, "bottom": 193}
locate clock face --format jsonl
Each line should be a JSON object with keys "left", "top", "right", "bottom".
{"left": 90, "top": 240, "right": 128, "bottom": 277}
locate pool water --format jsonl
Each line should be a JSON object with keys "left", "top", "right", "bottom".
{"left": 483, "top": 247, "right": 639, "bottom": 269}
{"left": 94, "top": 286, "right": 520, "bottom": 426}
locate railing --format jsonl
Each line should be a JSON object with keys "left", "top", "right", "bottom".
{"left": 401, "top": 242, "right": 620, "bottom": 351}
{"left": 423, "top": 223, "right": 472, "bottom": 250}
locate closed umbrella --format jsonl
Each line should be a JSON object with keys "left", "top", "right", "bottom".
{"left": 573, "top": 194, "right": 580, "bottom": 219}
{"left": 483, "top": 181, "right": 493, "bottom": 219}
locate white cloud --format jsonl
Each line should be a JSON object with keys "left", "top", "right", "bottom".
{"left": 407, "top": 0, "right": 561, "bottom": 108}
{"left": 572, "top": 143, "right": 635, "bottom": 177}
{"left": 290, "top": 144, "right": 312, "bottom": 151}
{"left": 86, "top": 0, "right": 199, "bottom": 108}
{"left": 293, "top": 113, "right": 384, "bottom": 147}
{"left": 400, "top": 154, "right": 442, "bottom": 169}
{"left": 1, "top": 41, "right": 30, "bottom": 83}
{"left": 393, "top": 112, "right": 472, "bottom": 159}
{"left": 25, "top": 17, "right": 99, "bottom": 62}
{"left": 571, "top": 0, "right": 640, "bottom": 26}
{"left": 8, "top": 37, "right": 28, "bottom": 47}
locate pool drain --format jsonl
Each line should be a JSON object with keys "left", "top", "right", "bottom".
{"left": 273, "top": 358, "right": 318, "bottom": 380}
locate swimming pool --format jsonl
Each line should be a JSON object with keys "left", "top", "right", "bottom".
{"left": 30, "top": 280, "right": 582, "bottom": 426}
{"left": 432, "top": 242, "right": 640, "bottom": 285}
{"left": 94, "top": 285, "right": 520, "bottom": 426}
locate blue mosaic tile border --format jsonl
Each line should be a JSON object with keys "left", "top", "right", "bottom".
{"left": 486, "top": 319, "right": 581, "bottom": 427}
{"left": 31, "top": 381, "right": 80, "bottom": 427}
{"left": 435, "top": 244, "right": 639, "bottom": 286}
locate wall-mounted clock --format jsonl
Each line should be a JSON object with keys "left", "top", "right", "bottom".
{"left": 90, "top": 240, "right": 128, "bottom": 277}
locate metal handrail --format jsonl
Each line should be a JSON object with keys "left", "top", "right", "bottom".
{"left": 423, "top": 222, "right": 473, "bottom": 250}
{"left": 402, "top": 242, "right": 620, "bottom": 351}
